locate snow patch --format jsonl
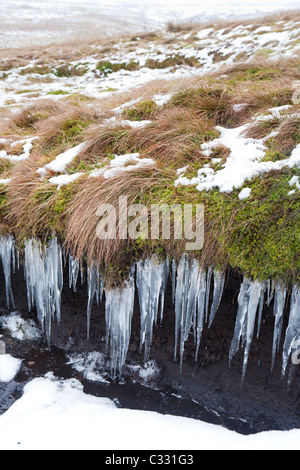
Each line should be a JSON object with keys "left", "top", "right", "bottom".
{"left": 0, "top": 313, "right": 41, "bottom": 341}
{"left": 0, "top": 354, "right": 22, "bottom": 382}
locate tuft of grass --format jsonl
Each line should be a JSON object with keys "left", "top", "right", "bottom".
{"left": 47, "top": 90, "right": 70, "bottom": 96}
{"left": 121, "top": 99, "right": 158, "bottom": 121}
{"left": 168, "top": 86, "right": 236, "bottom": 127}
{"left": 145, "top": 55, "right": 200, "bottom": 69}
{"left": 96, "top": 60, "right": 140, "bottom": 75}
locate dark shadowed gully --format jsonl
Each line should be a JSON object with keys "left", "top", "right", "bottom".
{"left": 0, "top": 265, "right": 299, "bottom": 435}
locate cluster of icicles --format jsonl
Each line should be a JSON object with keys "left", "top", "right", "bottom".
{"left": 0, "top": 236, "right": 300, "bottom": 382}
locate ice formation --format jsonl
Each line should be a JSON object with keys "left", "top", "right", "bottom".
{"left": 105, "top": 269, "right": 135, "bottom": 378}
{"left": 0, "top": 235, "right": 299, "bottom": 382}
{"left": 87, "top": 261, "right": 104, "bottom": 340}
{"left": 24, "top": 238, "right": 63, "bottom": 345}
{"left": 173, "top": 256, "right": 224, "bottom": 370}
{"left": 282, "top": 285, "right": 300, "bottom": 379}
{"left": 271, "top": 283, "right": 287, "bottom": 370}
{"left": 0, "top": 236, "right": 16, "bottom": 308}
{"left": 229, "top": 277, "right": 264, "bottom": 382}
{"left": 69, "top": 254, "right": 80, "bottom": 293}
{"left": 208, "top": 270, "right": 225, "bottom": 328}
{"left": 136, "top": 256, "right": 169, "bottom": 361}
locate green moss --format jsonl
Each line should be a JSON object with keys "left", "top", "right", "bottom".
{"left": 55, "top": 118, "right": 93, "bottom": 145}
{"left": 54, "top": 64, "right": 89, "bottom": 77}
{"left": 138, "top": 167, "right": 300, "bottom": 285}
{"left": 121, "top": 99, "right": 158, "bottom": 121}
{"left": 96, "top": 60, "right": 140, "bottom": 75}
{"left": 47, "top": 90, "right": 69, "bottom": 96}
{"left": 145, "top": 55, "right": 199, "bottom": 69}
{"left": 19, "top": 65, "right": 52, "bottom": 76}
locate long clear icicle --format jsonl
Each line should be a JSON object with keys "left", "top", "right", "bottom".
{"left": 208, "top": 270, "right": 225, "bottom": 328}
{"left": 87, "top": 261, "right": 104, "bottom": 339}
{"left": 195, "top": 269, "right": 207, "bottom": 361}
{"left": 271, "top": 283, "right": 287, "bottom": 370}
{"left": 229, "top": 277, "right": 263, "bottom": 382}
{"left": 282, "top": 285, "right": 300, "bottom": 379}
{"left": 24, "top": 238, "right": 63, "bottom": 345}
{"left": 136, "top": 256, "right": 169, "bottom": 361}
{"left": 105, "top": 269, "right": 135, "bottom": 379}
{"left": 0, "top": 236, "right": 16, "bottom": 308}
{"left": 174, "top": 256, "right": 209, "bottom": 370}
{"left": 69, "top": 254, "right": 80, "bottom": 292}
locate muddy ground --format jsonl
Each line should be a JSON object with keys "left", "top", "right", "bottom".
{"left": 0, "top": 264, "right": 300, "bottom": 435}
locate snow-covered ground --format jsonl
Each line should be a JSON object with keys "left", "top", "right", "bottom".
{"left": 1, "top": 17, "right": 300, "bottom": 109}
{"left": 0, "top": 371, "right": 299, "bottom": 450}
{"left": 0, "top": 0, "right": 299, "bottom": 49}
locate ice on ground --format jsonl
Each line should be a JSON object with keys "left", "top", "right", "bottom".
{"left": 67, "top": 352, "right": 109, "bottom": 384}
{"left": 0, "top": 313, "right": 41, "bottom": 341}
{"left": 127, "top": 359, "right": 161, "bottom": 385}
{"left": 0, "top": 354, "right": 22, "bottom": 382}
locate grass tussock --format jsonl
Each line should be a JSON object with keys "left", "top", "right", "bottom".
{"left": 65, "top": 167, "right": 164, "bottom": 284}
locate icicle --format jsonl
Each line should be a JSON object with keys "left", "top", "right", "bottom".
{"left": 0, "top": 236, "right": 16, "bottom": 308}
{"left": 282, "top": 285, "right": 300, "bottom": 378}
{"left": 205, "top": 267, "right": 212, "bottom": 323}
{"left": 87, "top": 261, "right": 104, "bottom": 340}
{"left": 242, "top": 281, "right": 263, "bottom": 382}
{"left": 105, "top": 270, "right": 135, "bottom": 378}
{"left": 229, "top": 277, "right": 263, "bottom": 382}
{"left": 173, "top": 256, "right": 208, "bottom": 371}
{"left": 171, "top": 259, "right": 176, "bottom": 304}
{"left": 256, "top": 283, "right": 266, "bottom": 339}
{"left": 229, "top": 277, "right": 252, "bottom": 363}
{"left": 136, "top": 256, "right": 169, "bottom": 361}
{"left": 208, "top": 269, "right": 225, "bottom": 328}
{"left": 271, "top": 283, "right": 287, "bottom": 370}
{"left": 195, "top": 269, "right": 207, "bottom": 361}
{"left": 69, "top": 254, "right": 80, "bottom": 292}
{"left": 24, "top": 238, "right": 63, "bottom": 346}
{"left": 266, "top": 280, "right": 275, "bottom": 306}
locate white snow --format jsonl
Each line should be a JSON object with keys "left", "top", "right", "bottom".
{"left": 0, "top": 354, "right": 22, "bottom": 383}
{"left": 175, "top": 125, "right": 300, "bottom": 195}
{"left": 238, "top": 188, "right": 252, "bottom": 200}
{"left": 0, "top": 313, "right": 41, "bottom": 341}
{"left": 48, "top": 172, "right": 84, "bottom": 189}
{"left": 0, "top": 137, "right": 37, "bottom": 162}
{"left": 89, "top": 153, "right": 155, "bottom": 179}
{"left": 0, "top": 178, "right": 11, "bottom": 185}
{"left": 152, "top": 93, "right": 173, "bottom": 106}
{"left": 67, "top": 352, "right": 109, "bottom": 383}
{"left": 40, "top": 142, "right": 86, "bottom": 174}
{"left": 0, "top": 372, "right": 300, "bottom": 450}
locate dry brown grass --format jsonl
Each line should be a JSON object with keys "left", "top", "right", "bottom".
{"left": 65, "top": 166, "right": 162, "bottom": 282}
{"left": 243, "top": 117, "right": 281, "bottom": 139}
{"left": 6, "top": 155, "right": 56, "bottom": 241}
{"left": 0, "top": 100, "right": 62, "bottom": 137}
{"left": 78, "top": 107, "right": 217, "bottom": 169}
{"left": 269, "top": 116, "right": 300, "bottom": 155}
